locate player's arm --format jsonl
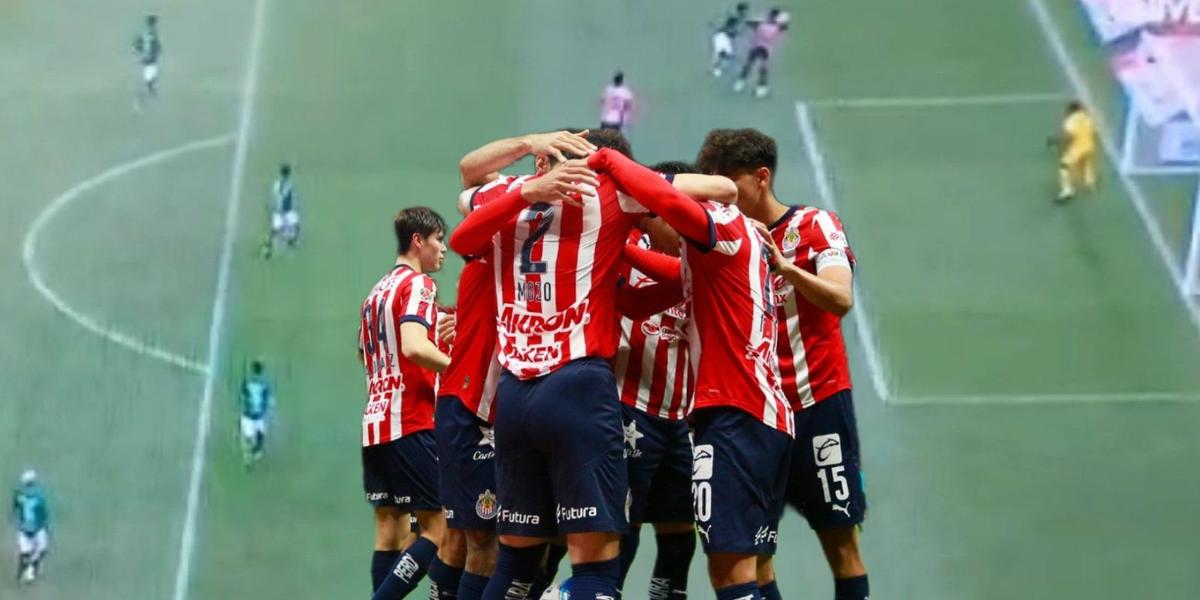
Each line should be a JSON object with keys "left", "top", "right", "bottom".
{"left": 449, "top": 161, "right": 599, "bottom": 256}
{"left": 399, "top": 322, "right": 450, "bottom": 372}
{"left": 755, "top": 221, "right": 854, "bottom": 316}
{"left": 623, "top": 243, "right": 683, "bottom": 287}
{"left": 671, "top": 174, "right": 738, "bottom": 204}
{"left": 616, "top": 281, "right": 684, "bottom": 321}
{"left": 588, "top": 148, "right": 715, "bottom": 248}
{"left": 459, "top": 131, "right": 596, "bottom": 188}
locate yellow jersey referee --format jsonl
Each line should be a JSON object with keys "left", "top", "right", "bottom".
{"left": 1057, "top": 101, "right": 1098, "bottom": 202}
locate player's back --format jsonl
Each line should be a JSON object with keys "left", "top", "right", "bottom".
{"left": 1064, "top": 111, "right": 1096, "bottom": 152}
{"left": 243, "top": 375, "right": 271, "bottom": 418}
{"left": 683, "top": 202, "right": 792, "bottom": 433}
{"left": 751, "top": 21, "right": 785, "bottom": 51}
{"left": 601, "top": 85, "right": 633, "bottom": 123}
{"left": 358, "top": 265, "right": 438, "bottom": 445}
{"left": 494, "top": 172, "right": 644, "bottom": 379}
{"left": 273, "top": 177, "right": 295, "bottom": 213}
{"left": 770, "top": 206, "right": 855, "bottom": 409}
{"left": 13, "top": 488, "right": 47, "bottom": 533}
{"left": 444, "top": 255, "right": 501, "bottom": 420}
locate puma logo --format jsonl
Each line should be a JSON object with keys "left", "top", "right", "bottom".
{"left": 832, "top": 503, "right": 851, "bottom": 518}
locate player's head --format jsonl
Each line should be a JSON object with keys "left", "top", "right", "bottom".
{"left": 279, "top": 163, "right": 291, "bottom": 178}
{"left": 394, "top": 206, "right": 447, "bottom": 272}
{"left": 697, "top": 128, "right": 777, "bottom": 213}
{"left": 768, "top": 7, "right": 782, "bottom": 20}
{"left": 736, "top": 2, "right": 749, "bottom": 16}
{"left": 250, "top": 359, "right": 264, "bottom": 375}
{"left": 613, "top": 71, "right": 625, "bottom": 87}
{"left": 1066, "top": 100, "right": 1084, "bottom": 115}
{"left": 146, "top": 14, "right": 158, "bottom": 26}
{"left": 20, "top": 470, "right": 37, "bottom": 487}
{"left": 589, "top": 128, "right": 633, "bottom": 159}
{"left": 652, "top": 160, "right": 696, "bottom": 176}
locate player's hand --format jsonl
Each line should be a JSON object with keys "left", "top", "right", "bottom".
{"left": 525, "top": 130, "right": 597, "bottom": 163}
{"left": 751, "top": 220, "right": 787, "bottom": 270}
{"left": 521, "top": 159, "right": 598, "bottom": 207}
{"left": 436, "top": 310, "right": 456, "bottom": 346}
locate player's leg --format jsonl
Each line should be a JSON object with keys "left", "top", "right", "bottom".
{"left": 712, "top": 32, "right": 734, "bottom": 77}
{"left": 618, "top": 405, "right": 658, "bottom": 591}
{"left": 284, "top": 210, "right": 300, "bottom": 247}
{"left": 483, "top": 373, "right": 556, "bottom": 600}
{"left": 641, "top": 413, "right": 696, "bottom": 600}
{"left": 373, "top": 431, "right": 445, "bottom": 599}
{"left": 1082, "top": 151, "right": 1097, "bottom": 192}
{"left": 30, "top": 529, "right": 49, "bottom": 578}
{"left": 457, "top": 529, "right": 498, "bottom": 600}
{"left": 240, "top": 416, "right": 257, "bottom": 465}
{"left": 529, "top": 540, "right": 567, "bottom": 599}
{"left": 17, "top": 532, "right": 33, "bottom": 582}
{"left": 435, "top": 396, "right": 498, "bottom": 599}
{"left": 755, "top": 54, "right": 771, "bottom": 98}
{"left": 545, "top": 359, "right": 628, "bottom": 599}
{"left": 372, "top": 507, "right": 412, "bottom": 591}
{"left": 736, "top": 48, "right": 765, "bottom": 93}
{"left": 1057, "top": 149, "right": 1083, "bottom": 202}
{"left": 789, "top": 391, "right": 870, "bottom": 600}
{"left": 145, "top": 63, "right": 159, "bottom": 97}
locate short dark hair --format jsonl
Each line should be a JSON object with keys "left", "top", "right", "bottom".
{"left": 589, "top": 128, "right": 633, "bottom": 160}
{"left": 696, "top": 128, "right": 777, "bottom": 176}
{"left": 279, "top": 163, "right": 291, "bottom": 177}
{"left": 394, "top": 206, "right": 446, "bottom": 254}
{"left": 1066, "top": 100, "right": 1084, "bottom": 114}
{"left": 651, "top": 161, "right": 696, "bottom": 175}
{"left": 613, "top": 71, "right": 625, "bottom": 86}
{"left": 251, "top": 359, "right": 264, "bottom": 375}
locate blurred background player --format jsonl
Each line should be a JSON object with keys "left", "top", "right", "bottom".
{"left": 263, "top": 163, "right": 300, "bottom": 258}
{"left": 711, "top": 3, "right": 750, "bottom": 77}
{"left": 12, "top": 470, "right": 49, "bottom": 585}
{"left": 239, "top": 359, "right": 275, "bottom": 467}
{"left": 132, "top": 15, "right": 162, "bottom": 110}
{"left": 734, "top": 8, "right": 790, "bottom": 98}
{"left": 360, "top": 207, "right": 451, "bottom": 599}
{"left": 1053, "top": 101, "right": 1098, "bottom": 203}
{"left": 600, "top": 71, "right": 635, "bottom": 132}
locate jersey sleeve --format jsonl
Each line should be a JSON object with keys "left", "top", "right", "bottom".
{"left": 396, "top": 276, "right": 437, "bottom": 329}
{"left": 806, "top": 210, "right": 855, "bottom": 272}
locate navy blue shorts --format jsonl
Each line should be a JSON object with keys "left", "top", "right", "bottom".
{"left": 786, "top": 390, "right": 867, "bottom": 530}
{"left": 362, "top": 430, "right": 440, "bottom": 511}
{"left": 493, "top": 358, "right": 629, "bottom": 537}
{"left": 436, "top": 395, "right": 498, "bottom": 531}
{"left": 623, "top": 404, "right": 693, "bottom": 525}
{"left": 691, "top": 407, "right": 792, "bottom": 555}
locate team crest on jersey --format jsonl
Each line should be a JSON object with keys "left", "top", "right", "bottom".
{"left": 476, "top": 489, "right": 498, "bottom": 520}
{"left": 782, "top": 227, "right": 801, "bottom": 253}
{"left": 419, "top": 286, "right": 435, "bottom": 302}
{"left": 640, "top": 321, "right": 684, "bottom": 344}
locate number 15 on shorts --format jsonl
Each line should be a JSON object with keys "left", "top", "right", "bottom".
{"left": 813, "top": 433, "right": 849, "bottom": 503}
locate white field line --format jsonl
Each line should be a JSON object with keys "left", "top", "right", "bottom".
{"left": 893, "top": 391, "right": 1200, "bottom": 406}
{"left": 171, "top": 0, "right": 268, "bottom": 596}
{"left": 807, "top": 92, "right": 1065, "bottom": 110}
{"left": 1025, "top": 0, "right": 1200, "bottom": 337}
{"left": 22, "top": 134, "right": 234, "bottom": 375}
{"left": 794, "top": 101, "right": 892, "bottom": 403}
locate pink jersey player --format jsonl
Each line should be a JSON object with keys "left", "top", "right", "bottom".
{"left": 600, "top": 72, "right": 635, "bottom": 131}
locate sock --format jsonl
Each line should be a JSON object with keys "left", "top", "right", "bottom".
{"left": 716, "top": 582, "right": 761, "bottom": 600}
{"left": 481, "top": 544, "right": 546, "bottom": 600}
{"left": 760, "top": 580, "right": 782, "bottom": 600}
{"left": 457, "top": 571, "right": 490, "bottom": 600}
{"left": 1058, "top": 166, "right": 1074, "bottom": 198}
{"left": 372, "top": 550, "right": 402, "bottom": 591}
{"left": 618, "top": 531, "right": 641, "bottom": 590}
{"left": 649, "top": 532, "right": 694, "bottom": 599}
{"left": 253, "top": 432, "right": 264, "bottom": 454}
{"left": 372, "top": 537, "right": 438, "bottom": 600}
{"left": 429, "top": 557, "right": 464, "bottom": 599}
{"left": 530, "top": 543, "right": 568, "bottom": 599}
{"left": 569, "top": 557, "right": 621, "bottom": 599}
{"left": 834, "top": 574, "right": 870, "bottom": 600}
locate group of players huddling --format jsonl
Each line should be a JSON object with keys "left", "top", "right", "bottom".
{"left": 357, "top": 124, "right": 871, "bottom": 600}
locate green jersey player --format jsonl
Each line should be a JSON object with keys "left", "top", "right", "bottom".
{"left": 132, "top": 15, "right": 162, "bottom": 109}
{"left": 12, "top": 470, "right": 49, "bottom": 585}
{"left": 262, "top": 163, "right": 300, "bottom": 259}
{"left": 240, "top": 360, "right": 274, "bottom": 466}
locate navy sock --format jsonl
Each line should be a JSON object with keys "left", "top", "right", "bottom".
{"left": 429, "top": 557, "right": 463, "bottom": 599}
{"left": 457, "top": 571, "right": 490, "bottom": 600}
{"left": 716, "top": 582, "right": 761, "bottom": 600}
{"left": 618, "top": 531, "right": 641, "bottom": 590}
{"left": 835, "top": 574, "right": 869, "bottom": 600}
{"left": 529, "top": 543, "right": 568, "bottom": 599}
{"left": 372, "top": 550, "right": 402, "bottom": 592}
{"left": 481, "top": 543, "right": 547, "bottom": 600}
{"left": 372, "top": 536, "right": 438, "bottom": 600}
{"left": 569, "top": 557, "right": 621, "bottom": 599}
{"left": 760, "top": 580, "right": 782, "bottom": 600}
{"left": 649, "top": 532, "right": 694, "bottom": 599}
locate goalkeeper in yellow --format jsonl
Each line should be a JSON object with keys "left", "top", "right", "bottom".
{"left": 1055, "top": 101, "right": 1098, "bottom": 202}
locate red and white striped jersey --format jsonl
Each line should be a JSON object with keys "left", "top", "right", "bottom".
{"left": 357, "top": 264, "right": 439, "bottom": 446}
{"left": 493, "top": 174, "right": 647, "bottom": 379}
{"left": 769, "top": 206, "right": 855, "bottom": 409}
{"left": 683, "top": 202, "right": 794, "bottom": 435}
{"left": 614, "top": 230, "right": 691, "bottom": 420}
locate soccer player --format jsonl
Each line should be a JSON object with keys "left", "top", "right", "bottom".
{"left": 449, "top": 130, "right": 717, "bottom": 600}
{"left": 359, "top": 207, "right": 452, "bottom": 599}
{"left": 734, "top": 8, "right": 790, "bottom": 98}
{"left": 263, "top": 163, "right": 300, "bottom": 258}
{"left": 600, "top": 72, "right": 635, "bottom": 132}
{"left": 697, "top": 128, "right": 870, "bottom": 600}
{"left": 711, "top": 3, "right": 751, "bottom": 77}
{"left": 12, "top": 470, "right": 49, "bottom": 585}
{"left": 239, "top": 359, "right": 274, "bottom": 467}
{"left": 132, "top": 15, "right": 162, "bottom": 109}
{"left": 1055, "top": 100, "right": 1098, "bottom": 203}
{"left": 615, "top": 154, "right": 793, "bottom": 600}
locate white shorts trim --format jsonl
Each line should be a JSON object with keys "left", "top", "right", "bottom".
{"left": 241, "top": 416, "right": 267, "bottom": 439}
{"left": 712, "top": 32, "right": 734, "bottom": 60}
{"left": 142, "top": 63, "right": 159, "bottom": 83}
{"left": 17, "top": 530, "right": 48, "bottom": 557}
{"left": 271, "top": 210, "right": 299, "bottom": 232}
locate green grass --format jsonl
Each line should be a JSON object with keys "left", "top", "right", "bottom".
{"left": 4, "top": 0, "right": 1200, "bottom": 599}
